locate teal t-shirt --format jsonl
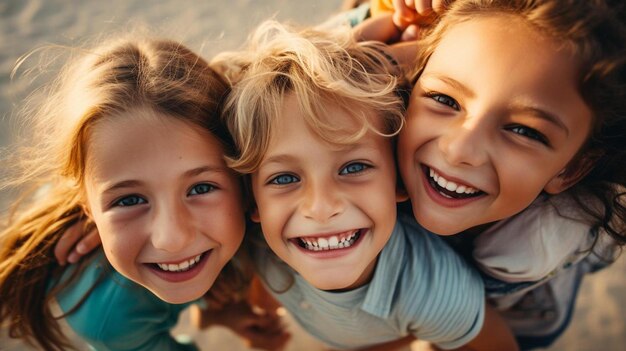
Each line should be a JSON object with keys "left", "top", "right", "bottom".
{"left": 53, "top": 251, "right": 197, "bottom": 351}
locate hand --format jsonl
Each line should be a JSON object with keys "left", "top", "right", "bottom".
{"left": 54, "top": 220, "right": 101, "bottom": 265}
{"left": 191, "top": 301, "right": 291, "bottom": 351}
{"left": 392, "top": 0, "right": 448, "bottom": 41}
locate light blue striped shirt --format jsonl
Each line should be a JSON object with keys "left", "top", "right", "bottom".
{"left": 256, "top": 213, "right": 485, "bottom": 350}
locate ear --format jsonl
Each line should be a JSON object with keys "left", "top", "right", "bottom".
{"left": 543, "top": 170, "right": 576, "bottom": 194}
{"left": 80, "top": 202, "right": 93, "bottom": 220}
{"left": 249, "top": 206, "right": 261, "bottom": 223}
{"left": 396, "top": 185, "right": 409, "bottom": 203}
{"left": 543, "top": 151, "right": 600, "bottom": 194}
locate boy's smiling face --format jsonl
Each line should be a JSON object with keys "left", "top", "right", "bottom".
{"left": 397, "top": 15, "right": 593, "bottom": 236}
{"left": 251, "top": 93, "right": 401, "bottom": 291}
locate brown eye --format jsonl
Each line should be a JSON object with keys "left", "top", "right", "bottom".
{"left": 508, "top": 125, "right": 549, "bottom": 145}
{"left": 428, "top": 93, "right": 459, "bottom": 110}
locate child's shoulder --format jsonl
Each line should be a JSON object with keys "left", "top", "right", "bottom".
{"left": 474, "top": 194, "right": 597, "bottom": 282}
{"left": 391, "top": 213, "right": 483, "bottom": 297}
{"left": 55, "top": 252, "right": 191, "bottom": 346}
{"left": 387, "top": 214, "right": 486, "bottom": 349}
{"left": 394, "top": 212, "right": 469, "bottom": 266}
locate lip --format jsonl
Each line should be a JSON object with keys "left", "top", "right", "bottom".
{"left": 289, "top": 228, "right": 367, "bottom": 259}
{"left": 146, "top": 250, "right": 211, "bottom": 283}
{"left": 420, "top": 165, "right": 486, "bottom": 208}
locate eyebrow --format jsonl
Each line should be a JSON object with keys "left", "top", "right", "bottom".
{"left": 420, "top": 74, "right": 476, "bottom": 98}
{"left": 509, "top": 104, "right": 570, "bottom": 136}
{"left": 101, "top": 165, "right": 229, "bottom": 194}
{"left": 259, "top": 142, "right": 383, "bottom": 169}
{"left": 259, "top": 154, "right": 298, "bottom": 169}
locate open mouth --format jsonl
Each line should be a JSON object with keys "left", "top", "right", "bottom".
{"left": 152, "top": 252, "right": 207, "bottom": 273}
{"left": 292, "top": 229, "right": 364, "bottom": 252}
{"left": 423, "top": 165, "right": 485, "bottom": 199}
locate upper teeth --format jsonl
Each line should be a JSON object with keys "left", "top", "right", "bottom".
{"left": 157, "top": 254, "right": 202, "bottom": 272}
{"left": 300, "top": 230, "right": 359, "bottom": 251}
{"left": 429, "top": 168, "right": 479, "bottom": 194}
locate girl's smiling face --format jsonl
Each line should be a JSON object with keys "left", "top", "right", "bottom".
{"left": 84, "top": 110, "right": 245, "bottom": 304}
{"left": 398, "top": 15, "right": 593, "bottom": 235}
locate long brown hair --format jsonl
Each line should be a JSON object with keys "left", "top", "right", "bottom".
{"left": 0, "top": 35, "right": 236, "bottom": 351}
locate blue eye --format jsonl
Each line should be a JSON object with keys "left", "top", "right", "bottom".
{"left": 339, "top": 162, "right": 369, "bottom": 175}
{"left": 114, "top": 195, "right": 146, "bottom": 207}
{"left": 188, "top": 183, "right": 215, "bottom": 196}
{"left": 428, "top": 93, "right": 459, "bottom": 110}
{"left": 508, "top": 125, "right": 549, "bottom": 145}
{"left": 270, "top": 174, "right": 299, "bottom": 185}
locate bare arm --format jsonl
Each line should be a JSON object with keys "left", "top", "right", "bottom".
{"left": 352, "top": 13, "right": 401, "bottom": 43}
{"left": 455, "top": 303, "right": 519, "bottom": 351}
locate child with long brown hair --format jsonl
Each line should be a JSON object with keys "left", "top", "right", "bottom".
{"left": 0, "top": 35, "right": 286, "bottom": 351}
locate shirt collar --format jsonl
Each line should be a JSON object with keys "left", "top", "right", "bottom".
{"left": 361, "top": 218, "right": 405, "bottom": 318}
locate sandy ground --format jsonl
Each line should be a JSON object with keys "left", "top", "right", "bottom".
{"left": 1, "top": 1, "right": 625, "bottom": 350}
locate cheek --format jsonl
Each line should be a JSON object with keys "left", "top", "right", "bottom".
{"left": 93, "top": 213, "right": 142, "bottom": 262}
{"left": 253, "top": 192, "right": 285, "bottom": 232}
{"left": 495, "top": 164, "right": 549, "bottom": 208}
{"left": 398, "top": 115, "right": 428, "bottom": 160}
{"left": 201, "top": 199, "right": 246, "bottom": 247}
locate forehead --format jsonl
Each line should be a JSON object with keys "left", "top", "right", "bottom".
{"left": 430, "top": 15, "right": 580, "bottom": 83}
{"left": 85, "top": 111, "right": 226, "bottom": 178}
{"left": 273, "top": 93, "right": 387, "bottom": 144}
{"left": 423, "top": 14, "right": 592, "bottom": 128}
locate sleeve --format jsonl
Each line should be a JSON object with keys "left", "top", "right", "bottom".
{"left": 399, "top": 222, "right": 486, "bottom": 350}
{"left": 473, "top": 195, "right": 594, "bottom": 283}
{"left": 55, "top": 257, "right": 198, "bottom": 351}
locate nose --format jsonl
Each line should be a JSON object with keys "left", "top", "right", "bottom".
{"left": 300, "top": 179, "right": 344, "bottom": 223}
{"left": 150, "top": 199, "right": 195, "bottom": 252}
{"left": 439, "top": 117, "right": 489, "bottom": 167}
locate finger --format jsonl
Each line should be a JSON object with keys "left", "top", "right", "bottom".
{"left": 400, "top": 24, "right": 420, "bottom": 42}
{"left": 67, "top": 251, "right": 82, "bottom": 265}
{"left": 67, "top": 228, "right": 101, "bottom": 264}
{"left": 54, "top": 222, "right": 85, "bottom": 265}
{"left": 75, "top": 228, "right": 101, "bottom": 254}
{"left": 415, "top": 0, "right": 434, "bottom": 15}
{"left": 392, "top": 0, "right": 417, "bottom": 28}
{"left": 432, "top": 0, "right": 447, "bottom": 13}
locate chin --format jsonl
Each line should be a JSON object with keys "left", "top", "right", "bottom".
{"left": 414, "top": 212, "right": 462, "bottom": 236}
{"left": 307, "top": 274, "right": 360, "bottom": 291}
{"left": 149, "top": 283, "right": 208, "bottom": 304}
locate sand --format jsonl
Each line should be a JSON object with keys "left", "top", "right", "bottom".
{"left": 1, "top": 1, "right": 624, "bottom": 350}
